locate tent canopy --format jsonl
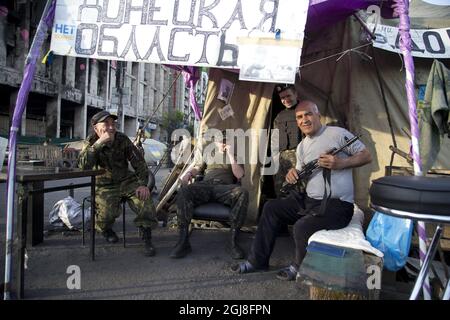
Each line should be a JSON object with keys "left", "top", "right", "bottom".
{"left": 306, "top": 0, "right": 395, "bottom": 33}
{"left": 305, "top": 0, "right": 450, "bottom": 31}
{"left": 199, "top": 1, "right": 450, "bottom": 224}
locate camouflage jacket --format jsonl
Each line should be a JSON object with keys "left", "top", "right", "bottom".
{"left": 78, "top": 131, "right": 149, "bottom": 186}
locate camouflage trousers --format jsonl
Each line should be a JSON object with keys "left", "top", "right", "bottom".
{"left": 176, "top": 182, "right": 249, "bottom": 229}
{"left": 95, "top": 176, "right": 158, "bottom": 232}
{"left": 274, "top": 149, "right": 298, "bottom": 198}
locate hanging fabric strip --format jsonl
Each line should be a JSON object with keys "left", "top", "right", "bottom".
{"left": 165, "top": 65, "right": 203, "bottom": 121}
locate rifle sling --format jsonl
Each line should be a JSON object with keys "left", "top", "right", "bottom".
{"left": 316, "top": 168, "right": 332, "bottom": 216}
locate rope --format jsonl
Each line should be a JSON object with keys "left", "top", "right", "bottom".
{"left": 371, "top": 46, "right": 399, "bottom": 168}
{"left": 299, "top": 43, "right": 373, "bottom": 69}
{"left": 133, "top": 70, "right": 182, "bottom": 144}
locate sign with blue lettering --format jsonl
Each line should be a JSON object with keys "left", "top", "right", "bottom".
{"left": 54, "top": 24, "right": 76, "bottom": 35}
{"left": 50, "top": 0, "right": 307, "bottom": 69}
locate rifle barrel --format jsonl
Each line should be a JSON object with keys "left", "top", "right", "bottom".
{"left": 280, "top": 133, "right": 362, "bottom": 193}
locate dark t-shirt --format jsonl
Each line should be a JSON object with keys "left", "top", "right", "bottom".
{"left": 273, "top": 108, "right": 301, "bottom": 151}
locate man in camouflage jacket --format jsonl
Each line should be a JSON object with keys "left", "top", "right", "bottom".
{"left": 78, "top": 111, "right": 158, "bottom": 256}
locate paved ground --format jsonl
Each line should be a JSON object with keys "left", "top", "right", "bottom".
{"left": 20, "top": 231, "right": 307, "bottom": 300}
{"left": 1, "top": 165, "right": 422, "bottom": 301}
{"left": 0, "top": 166, "right": 313, "bottom": 300}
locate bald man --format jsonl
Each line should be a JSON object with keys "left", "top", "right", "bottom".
{"left": 232, "top": 101, "right": 372, "bottom": 280}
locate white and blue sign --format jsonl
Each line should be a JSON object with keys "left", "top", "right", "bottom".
{"left": 50, "top": 0, "right": 307, "bottom": 68}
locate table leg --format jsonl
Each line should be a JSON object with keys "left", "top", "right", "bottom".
{"left": 16, "top": 183, "right": 29, "bottom": 299}
{"left": 410, "top": 225, "right": 443, "bottom": 300}
{"left": 27, "top": 181, "right": 44, "bottom": 246}
{"left": 90, "top": 176, "right": 96, "bottom": 261}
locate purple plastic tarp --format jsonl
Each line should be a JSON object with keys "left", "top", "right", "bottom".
{"left": 307, "top": 0, "right": 394, "bottom": 33}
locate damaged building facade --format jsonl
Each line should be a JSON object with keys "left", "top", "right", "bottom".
{"left": 0, "top": 1, "right": 205, "bottom": 142}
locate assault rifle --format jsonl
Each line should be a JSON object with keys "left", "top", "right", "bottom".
{"left": 280, "top": 134, "right": 362, "bottom": 194}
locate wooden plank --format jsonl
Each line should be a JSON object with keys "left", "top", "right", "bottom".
{"left": 411, "top": 238, "right": 450, "bottom": 251}
{"left": 411, "top": 223, "right": 450, "bottom": 251}
{"left": 443, "top": 225, "right": 450, "bottom": 239}
{"left": 439, "top": 239, "right": 450, "bottom": 251}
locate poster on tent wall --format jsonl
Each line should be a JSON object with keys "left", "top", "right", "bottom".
{"left": 50, "top": 0, "right": 308, "bottom": 69}
{"left": 369, "top": 23, "right": 450, "bottom": 59}
{"left": 237, "top": 37, "right": 301, "bottom": 83}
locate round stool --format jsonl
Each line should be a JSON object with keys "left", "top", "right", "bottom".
{"left": 370, "top": 175, "right": 450, "bottom": 300}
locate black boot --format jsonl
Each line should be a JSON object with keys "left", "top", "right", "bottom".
{"left": 231, "top": 228, "right": 245, "bottom": 259}
{"left": 102, "top": 229, "right": 119, "bottom": 243}
{"left": 140, "top": 227, "right": 156, "bottom": 257}
{"left": 170, "top": 225, "right": 191, "bottom": 258}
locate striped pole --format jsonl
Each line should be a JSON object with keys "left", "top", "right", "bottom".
{"left": 392, "top": 0, "right": 431, "bottom": 300}
{"left": 3, "top": 0, "right": 56, "bottom": 300}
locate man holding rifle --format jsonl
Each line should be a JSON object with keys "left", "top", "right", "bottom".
{"left": 231, "top": 100, "right": 372, "bottom": 280}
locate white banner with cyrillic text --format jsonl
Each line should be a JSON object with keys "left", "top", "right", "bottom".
{"left": 50, "top": 0, "right": 308, "bottom": 68}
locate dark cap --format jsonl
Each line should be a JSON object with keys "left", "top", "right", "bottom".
{"left": 91, "top": 111, "right": 118, "bottom": 126}
{"left": 275, "top": 83, "right": 296, "bottom": 94}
